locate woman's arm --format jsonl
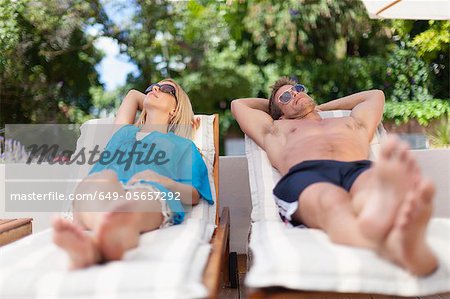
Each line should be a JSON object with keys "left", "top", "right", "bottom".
{"left": 115, "top": 90, "right": 146, "bottom": 125}
{"left": 127, "top": 170, "right": 200, "bottom": 205}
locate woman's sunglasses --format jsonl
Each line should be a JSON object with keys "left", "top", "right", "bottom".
{"left": 278, "top": 84, "right": 307, "bottom": 104}
{"left": 144, "top": 83, "right": 178, "bottom": 103}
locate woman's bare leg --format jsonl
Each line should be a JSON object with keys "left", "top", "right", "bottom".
{"left": 96, "top": 191, "right": 163, "bottom": 260}
{"left": 73, "top": 170, "right": 127, "bottom": 229}
{"left": 54, "top": 170, "right": 164, "bottom": 268}
{"left": 53, "top": 217, "right": 102, "bottom": 269}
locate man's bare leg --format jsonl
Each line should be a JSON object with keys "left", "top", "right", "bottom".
{"left": 352, "top": 136, "right": 419, "bottom": 242}
{"left": 295, "top": 183, "right": 378, "bottom": 249}
{"left": 380, "top": 179, "right": 438, "bottom": 276}
{"left": 295, "top": 136, "right": 437, "bottom": 275}
{"left": 295, "top": 136, "right": 419, "bottom": 249}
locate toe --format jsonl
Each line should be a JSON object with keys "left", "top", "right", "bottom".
{"left": 52, "top": 217, "right": 63, "bottom": 230}
{"left": 395, "top": 140, "right": 410, "bottom": 162}
{"left": 419, "top": 179, "right": 435, "bottom": 204}
{"left": 380, "top": 135, "right": 399, "bottom": 159}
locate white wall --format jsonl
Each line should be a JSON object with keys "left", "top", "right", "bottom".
{"left": 412, "top": 149, "right": 450, "bottom": 218}
{"left": 219, "top": 156, "right": 251, "bottom": 254}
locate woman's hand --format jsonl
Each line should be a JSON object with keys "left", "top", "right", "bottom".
{"left": 127, "top": 169, "right": 172, "bottom": 187}
{"left": 191, "top": 116, "right": 201, "bottom": 130}
{"left": 127, "top": 169, "right": 200, "bottom": 205}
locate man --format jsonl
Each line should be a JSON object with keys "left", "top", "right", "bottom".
{"left": 231, "top": 76, "right": 437, "bottom": 276}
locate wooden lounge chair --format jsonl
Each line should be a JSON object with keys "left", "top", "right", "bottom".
{"left": 0, "top": 114, "right": 230, "bottom": 299}
{"left": 242, "top": 110, "right": 450, "bottom": 299}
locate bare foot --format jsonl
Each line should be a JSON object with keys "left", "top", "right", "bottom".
{"left": 53, "top": 218, "right": 101, "bottom": 269}
{"left": 380, "top": 179, "right": 438, "bottom": 276}
{"left": 95, "top": 209, "right": 142, "bottom": 261}
{"left": 357, "top": 136, "right": 417, "bottom": 242}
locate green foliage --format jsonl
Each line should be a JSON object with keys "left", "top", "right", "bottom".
{"left": 102, "top": 0, "right": 449, "bottom": 134}
{"left": 107, "top": 0, "right": 394, "bottom": 114}
{"left": 218, "top": 109, "right": 240, "bottom": 138}
{"left": 238, "top": 0, "right": 390, "bottom": 65}
{"left": 385, "top": 45, "right": 432, "bottom": 102}
{"left": 0, "top": 0, "right": 107, "bottom": 126}
{"left": 89, "top": 86, "right": 122, "bottom": 118}
{"left": 390, "top": 20, "right": 449, "bottom": 100}
{"left": 427, "top": 117, "right": 450, "bottom": 148}
{"left": 384, "top": 99, "right": 450, "bottom": 126}
{"left": 392, "top": 20, "right": 450, "bottom": 62}
{"left": 290, "top": 56, "right": 388, "bottom": 103}
{"left": 2, "top": 0, "right": 448, "bottom": 138}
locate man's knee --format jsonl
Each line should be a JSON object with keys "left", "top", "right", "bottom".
{"left": 298, "top": 183, "right": 350, "bottom": 227}
{"left": 317, "top": 187, "right": 351, "bottom": 216}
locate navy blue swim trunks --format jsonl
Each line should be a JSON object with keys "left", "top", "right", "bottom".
{"left": 273, "top": 159, "right": 372, "bottom": 227}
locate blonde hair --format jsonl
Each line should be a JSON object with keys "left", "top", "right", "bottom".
{"left": 135, "top": 78, "right": 195, "bottom": 139}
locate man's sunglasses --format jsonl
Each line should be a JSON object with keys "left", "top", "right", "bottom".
{"left": 278, "top": 84, "right": 307, "bottom": 104}
{"left": 144, "top": 83, "right": 178, "bottom": 103}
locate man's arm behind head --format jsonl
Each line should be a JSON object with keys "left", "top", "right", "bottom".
{"left": 319, "top": 90, "right": 385, "bottom": 140}
{"left": 231, "top": 98, "right": 274, "bottom": 150}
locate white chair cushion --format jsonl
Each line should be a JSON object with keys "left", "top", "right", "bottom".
{"left": 0, "top": 221, "right": 212, "bottom": 299}
{"left": 246, "top": 219, "right": 450, "bottom": 296}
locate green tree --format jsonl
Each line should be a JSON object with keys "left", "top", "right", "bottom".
{"left": 0, "top": 0, "right": 109, "bottom": 126}
{"left": 391, "top": 20, "right": 450, "bottom": 100}
{"left": 107, "top": 0, "right": 392, "bottom": 110}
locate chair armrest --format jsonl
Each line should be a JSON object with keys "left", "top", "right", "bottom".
{"left": 203, "top": 207, "right": 230, "bottom": 298}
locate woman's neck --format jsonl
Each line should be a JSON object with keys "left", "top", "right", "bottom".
{"left": 140, "top": 110, "right": 170, "bottom": 133}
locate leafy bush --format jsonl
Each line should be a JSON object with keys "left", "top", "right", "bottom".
{"left": 385, "top": 45, "right": 432, "bottom": 102}
{"left": 296, "top": 56, "right": 388, "bottom": 103}
{"left": 384, "top": 99, "right": 450, "bottom": 125}
{"left": 427, "top": 117, "right": 450, "bottom": 148}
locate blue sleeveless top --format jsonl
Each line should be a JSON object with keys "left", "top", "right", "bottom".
{"left": 89, "top": 125, "right": 214, "bottom": 224}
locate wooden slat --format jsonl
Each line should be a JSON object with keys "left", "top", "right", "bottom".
{"left": 203, "top": 207, "right": 230, "bottom": 299}
{"left": 203, "top": 114, "right": 231, "bottom": 298}
{"left": 213, "top": 113, "right": 220, "bottom": 226}
{"left": 237, "top": 254, "right": 247, "bottom": 274}
{"left": 0, "top": 218, "right": 32, "bottom": 234}
{"left": 0, "top": 219, "right": 15, "bottom": 226}
{"left": 249, "top": 288, "right": 450, "bottom": 299}
{"left": 0, "top": 222, "right": 32, "bottom": 246}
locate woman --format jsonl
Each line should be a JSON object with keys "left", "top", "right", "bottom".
{"left": 53, "top": 79, "right": 213, "bottom": 269}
